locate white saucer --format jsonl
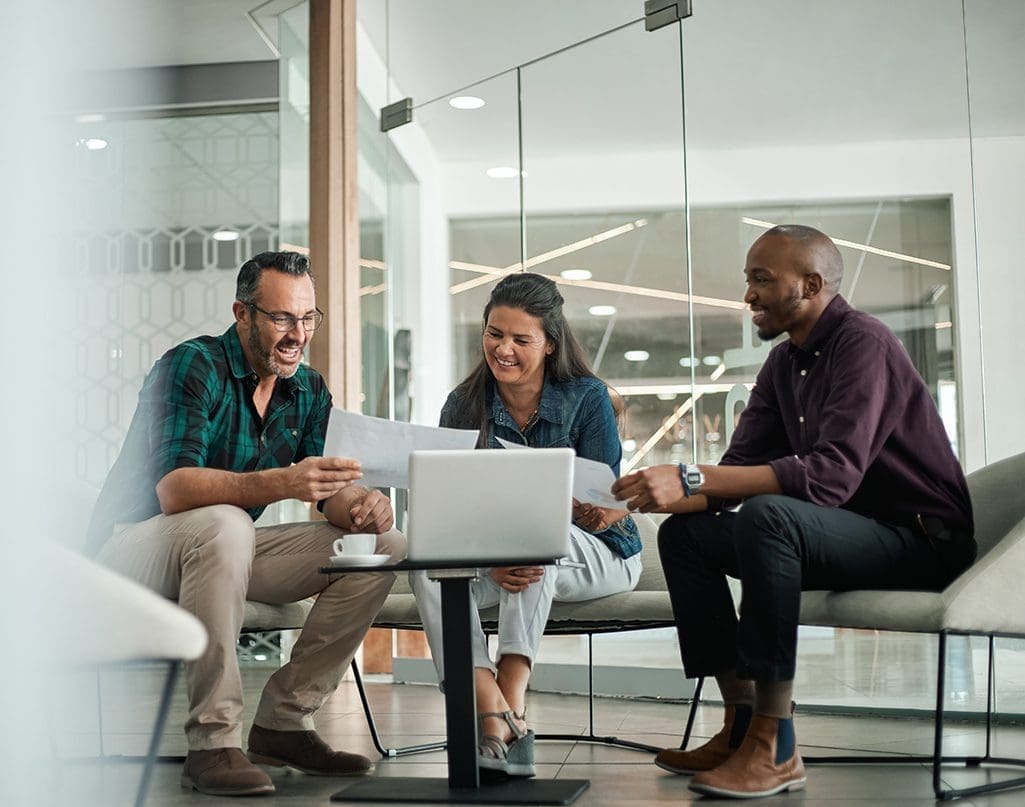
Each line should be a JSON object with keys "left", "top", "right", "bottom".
{"left": 328, "top": 553, "right": 392, "bottom": 568}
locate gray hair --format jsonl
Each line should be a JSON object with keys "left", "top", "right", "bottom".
{"left": 235, "top": 251, "right": 314, "bottom": 305}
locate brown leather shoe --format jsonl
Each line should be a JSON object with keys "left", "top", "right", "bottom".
{"left": 181, "top": 748, "right": 275, "bottom": 796}
{"left": 689, "top": 712, "right": 806, "bottom": 799}
{"left": 654, "top": 703, "right": 752, "bottom": 775}
{"left": 247, "top": 725, "right": 373, "bottom": 777}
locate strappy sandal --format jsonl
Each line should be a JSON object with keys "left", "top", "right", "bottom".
{"left": 477, "top": 710, "right": 535, "bottom": 778}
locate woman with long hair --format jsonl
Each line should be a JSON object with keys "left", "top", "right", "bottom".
{"left": 411, "top": 272, "right": 643, "bottom": 777}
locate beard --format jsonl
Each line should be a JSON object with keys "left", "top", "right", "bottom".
{"left": 756, "top": 286, "right": 803, "bottom": 341}
{"left": 248, "top": 324, "right": 303, "bottom": 379}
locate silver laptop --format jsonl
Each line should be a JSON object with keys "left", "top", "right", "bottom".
{"left": 406, "top": 448, "right": 574, "bottom": 562}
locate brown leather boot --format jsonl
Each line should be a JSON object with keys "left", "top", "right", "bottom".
{"left": 247, "top": 725, "right": 373, "bottom": 776}
{"left": 654, "top": 703, "right": 752, "bottom": 775}
{"left": 180, "top": 748, "right": 275, "bottom": 796}
{"left": 689, "top": 712, "right": 806, "bottom": 799}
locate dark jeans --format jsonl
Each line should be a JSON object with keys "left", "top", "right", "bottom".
{"left": 658, "top": 495, "right": 974, "bottom": 682}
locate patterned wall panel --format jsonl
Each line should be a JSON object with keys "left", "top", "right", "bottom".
{"left": 72, "top": 112, "right": 280, "bottom": 490}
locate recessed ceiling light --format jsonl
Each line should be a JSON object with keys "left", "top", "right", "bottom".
{"left": 656, "top": 392, "right": 677, "bottom": 401}
{"left": 702, "top": 355, "right": 723, "bottom": 366}
{"left": 560, "top": 269, "right": 592, "bottom": 281}
{"left": 212, "top": 229, "right": 241, "bottom": 242}
{"left": 679, "top": 356, "right": 698, "bottom": 368}
{"left": 81, "top": 138, "right": 108, "bottom": 150}
{"left": 624, "top": 350, "right": 650, "bottom": 362}
{"left": 622, "top": 438, "right": 637, "bottom": 452}
{"left": 486, "top": 166, "right": 521, "bottom": 179}
{"left": 449, "top": 95, "right": 485, "bottom": 110}
{"left": 588, "top": 305, "right": 616, "bottom": 317}
{"left": 75, "top": 113, "right": 105, "bottom": 124}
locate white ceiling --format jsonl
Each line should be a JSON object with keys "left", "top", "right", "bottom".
{"left": 90, "top": 1, "right": 1024, "bottom": 162}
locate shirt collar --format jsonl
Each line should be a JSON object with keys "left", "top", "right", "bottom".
{"left": 222, "top": 325, "right": 308, "bottom": 393}
{"left": 788, "top": 294, "right": 851, "bottom": 356}
{"left": 488, "top": 375, "right": 564, "bottom": 426}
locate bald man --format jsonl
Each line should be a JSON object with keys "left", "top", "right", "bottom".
{"left": 614, "top": 225, "right": 974, "bottom": 799}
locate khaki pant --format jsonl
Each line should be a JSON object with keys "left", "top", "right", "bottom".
{"left": 96, "top": 504, "right": 405, "bottom": 750}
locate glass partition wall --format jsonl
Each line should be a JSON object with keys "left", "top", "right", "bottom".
{"left": 371, "top": 0, "right": 1025, "bottom": 715}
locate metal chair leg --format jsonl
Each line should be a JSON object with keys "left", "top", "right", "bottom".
{"left": 681, "top": 676, "right": 705, "bottom": 749}
{"left": 350, "top": 659, "right": 447, "bottom": 758}
{"left": 135, "top": 660, "right": 180, "bottom": 807}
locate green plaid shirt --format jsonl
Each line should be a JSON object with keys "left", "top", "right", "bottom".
{"left": 86, "top": 326, "right": 332, "bottom": 554}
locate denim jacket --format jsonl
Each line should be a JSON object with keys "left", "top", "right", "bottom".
{"left": 439, "top": 375, "right": 641, "bottom": 559}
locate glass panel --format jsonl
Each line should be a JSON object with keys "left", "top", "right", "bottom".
{"left": 425, "top": 70, "right": 523, "bottom": 379}
{"left": 683, "top": 0, "right": 975, "bottom": 709}
{"left": 368, "top": 1, "right": 642, "bottom": 109}
{"left": 515, "top": 20, "right": 692, "bottom": 475}
{"left": 683, "top": 0, "right": 975, "bottom": 467}
{"left": 963, "top": 1, "right": 1025, "bottom": 463}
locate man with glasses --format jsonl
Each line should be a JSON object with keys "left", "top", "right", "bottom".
{"left": 87, "top": 251, "right": 404, "bottom": 796}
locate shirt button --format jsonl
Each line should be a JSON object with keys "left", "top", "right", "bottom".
{"left": 799, "top": 416, "right": 805, "bottom": 423}
{"left": 291, "top": 430, "right": 298, "bottom": 437}
{"left": 800, "top": 369, "right": 807, "bottom": 376}
{"left": 814, "top": 351, "right": 821, "bottom": 357}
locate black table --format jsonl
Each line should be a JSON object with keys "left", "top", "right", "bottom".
{"left": 323, "top": 558, "right": 589, "bottom": 804}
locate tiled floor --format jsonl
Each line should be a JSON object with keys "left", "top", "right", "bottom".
{"left": 52, "top": 663, "right": 1025, "bottom": 806}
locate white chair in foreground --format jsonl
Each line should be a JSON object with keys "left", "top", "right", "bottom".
{"left": 49, "top": 545, "right": 207, "bottom": 807}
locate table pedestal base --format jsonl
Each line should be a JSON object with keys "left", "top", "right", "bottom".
{"left": 331, "top": 777, "right": 589, "bottom": 804}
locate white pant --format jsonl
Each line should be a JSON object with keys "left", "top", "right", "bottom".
{"left": 411, "top": 525, "right": 642, "bottom": 680}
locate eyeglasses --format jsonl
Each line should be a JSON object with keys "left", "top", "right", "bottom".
{"left": 249, "top": 304, "right": 325, "bottom": 332}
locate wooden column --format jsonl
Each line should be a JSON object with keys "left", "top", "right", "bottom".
{"left": 309, "top": 0, "right": 360, "bottom": 411}
{"left": 309, "top": 0, "right": 399, "bottom": 673}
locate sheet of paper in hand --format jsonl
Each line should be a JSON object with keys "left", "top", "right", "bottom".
{"left": 324, "top": 408, "right": 478, "bottom": 489}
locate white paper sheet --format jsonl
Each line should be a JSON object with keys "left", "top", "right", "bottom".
{"left": 496, "top": 437, "right": 629, "bottom": 508}
{"left": 323, "top": 408, "right": 478, "bottom": 489}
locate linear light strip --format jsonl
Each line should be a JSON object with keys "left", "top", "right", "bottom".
{"left": 449, "top": 220, "right": 647, "bottom": 295}
{"left": 740, "top": 217, "right": 951, "bottom": 271}
{"left": 623, "top": 393, "right": 703, "bottom": 474}
{"left": 278, "top": 241, "right": 387, "bottom": 271}
{"left": 451, "top": 261, "right": 745, "bottom": 311}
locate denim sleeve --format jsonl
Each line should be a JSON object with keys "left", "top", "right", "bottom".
{"left": 575, "top": 384, "right": 641, "bottom": 558}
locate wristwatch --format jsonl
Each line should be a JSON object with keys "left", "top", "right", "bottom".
{"left": 678, "top": 463, "right": 704, "bottom": 497}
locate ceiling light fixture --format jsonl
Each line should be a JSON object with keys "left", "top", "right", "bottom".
{"left": 621, "top": 439, "right": 637, "bottom": 452}
{"left": 702, "top": 355, "right": 722, "bottom": 366}
{"left": 449, "top": 95, "right": 485, "bottom": 110}
{"left": 212, "top": 229, "right": 240, "bottom": 242}
{"left": 80, "top": 137, "right": 108, "bottom": 150}
{"left": 486, "top": 166, "right": 520, "bottom": 179}
{"left": 741, "top": 217, "right": 951, "bottom": 271}
{"left": 679, "top": 357, "right": 698, "bottom": 368}
{"left": 656, "top": 392, "right": 678, "bottom": 401}
{"left": 624, "top": 350, "right": 650, "bottom": 362}
{"left": 561, "top": 269, "right": 592, "bottom": 281}
{"left": 588, "top": 305, "right": 617, "bottom": 317}
{"left": 75, "top": 113, "right": 105, "bottom": 124}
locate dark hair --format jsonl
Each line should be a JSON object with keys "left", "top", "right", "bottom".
{"left": 449, "top": 273, "right": 598, "bottom": 442}
{"left": 235, "top": 251, "right": 314, "bottom": 305}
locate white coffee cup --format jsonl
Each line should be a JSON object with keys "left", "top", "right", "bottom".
{"left": 333, "top": 533, "right": 377, "bottom": 557}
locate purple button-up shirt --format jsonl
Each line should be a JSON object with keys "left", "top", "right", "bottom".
{"left": 721, "top": 295, "right": 973, "bottom": 533}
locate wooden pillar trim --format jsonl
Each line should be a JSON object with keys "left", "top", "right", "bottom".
{"left": 309, "top": 0, "right": 360, "bottom": 410}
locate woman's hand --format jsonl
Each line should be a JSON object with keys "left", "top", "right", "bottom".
{"left": 490, "top": 566, "right": 545, "bottom": 593}
{"left": 572, "top": 499, "right": 629, "bottom": 532}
